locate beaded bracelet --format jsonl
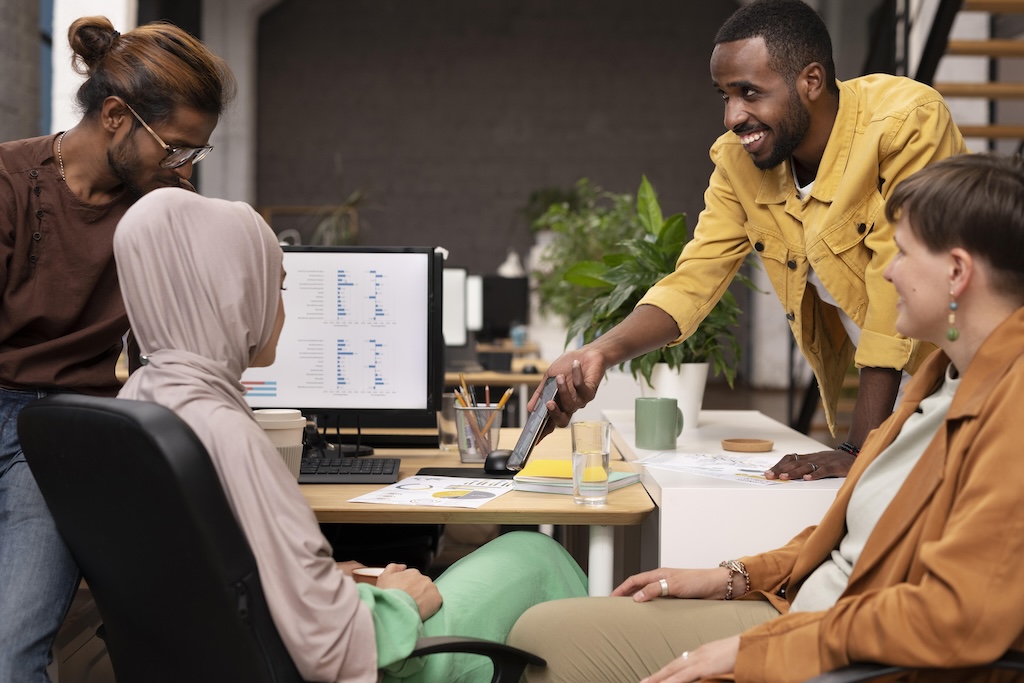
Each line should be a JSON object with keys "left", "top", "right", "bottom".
{"left": 719, "top": 560, "right": 750, "bottom": 600}
{"left": 837, "top": 441, "right": 860, "bottom": 457}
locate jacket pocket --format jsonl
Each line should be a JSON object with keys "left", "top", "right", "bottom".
{"left": 820, "top": 195, "right": 882, "bottom": 279}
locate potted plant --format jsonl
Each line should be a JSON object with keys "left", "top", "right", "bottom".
{"left": 547, "top": 176, "right": 756, "bottom": 426}
{"left": 530, "top": 179, "right": 644, "bottom": 324}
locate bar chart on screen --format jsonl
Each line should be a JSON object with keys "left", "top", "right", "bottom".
{"left": 241, "top": 248, "right": 436, "bottom": 414}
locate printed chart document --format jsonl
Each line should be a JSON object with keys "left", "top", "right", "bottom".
{"left": 349, "top": 475, "right": 515, "bottom": 508}
{"left": 637, "top": 451, "right": 785, "bottom": 486}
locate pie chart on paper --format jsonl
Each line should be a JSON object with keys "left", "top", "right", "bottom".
{"left": 432, "top": 488, "right": 495, "bottom": 500}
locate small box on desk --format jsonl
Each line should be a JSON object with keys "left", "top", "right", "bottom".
{"left": 477, "top": 351, "right": 512, "bottom": 372}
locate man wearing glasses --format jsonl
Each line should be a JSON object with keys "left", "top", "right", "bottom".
{"left": 116, "top": 100, "right": 215, "bottom": 194}
{"left": 0, "top": 17, "right": 235, "bottom": 682}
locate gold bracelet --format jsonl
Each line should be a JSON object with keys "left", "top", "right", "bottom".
{"left": 718, "top": 560, "right": 750, "bottom": 600}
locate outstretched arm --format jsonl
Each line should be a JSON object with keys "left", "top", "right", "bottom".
{"left": 529, "top": 305, "right": 681, "bottom": 430}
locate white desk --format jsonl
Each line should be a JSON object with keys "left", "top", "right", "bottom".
{"left": 605, "top": 409, "right": 844, "bottom": 569}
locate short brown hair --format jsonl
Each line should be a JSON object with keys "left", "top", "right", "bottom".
{"left": 885, "top": 153, "right": 1024, "bottom": 298}
{"left": 69, "top": 16, "right": 236, "bottom": 125}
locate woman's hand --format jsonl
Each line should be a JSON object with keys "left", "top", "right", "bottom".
{"left": 639, "top": 636, "right": 740, "bottom": 683}
{"left": 375, "top": 563, "right": 442, "bottom": 621}
{"left": 611, "top": 568, "right": 731, "bottom": 602}
{"left": 765, "top": 449, "right": 855, "bottom": 480}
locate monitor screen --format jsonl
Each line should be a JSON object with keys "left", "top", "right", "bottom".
{"left": 442, "top": 267, "right": 468, "bottom": 347}
{"left": 466, "top": 275, "right": 483, "bottom": 332}
{"left": 479, "top": 275, "right": 529, "bottom": 342}
{"left": 241, "top": 246, "right": 443, "bottom": 417}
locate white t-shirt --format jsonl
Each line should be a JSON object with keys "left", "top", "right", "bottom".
{"left": 790, "top": 364, "right": 960, "bottom": 612}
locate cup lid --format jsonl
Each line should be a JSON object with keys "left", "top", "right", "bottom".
{"left": 253, "top": 408, "right": 303, "bottom": 422}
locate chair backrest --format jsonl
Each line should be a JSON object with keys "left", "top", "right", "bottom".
{"left": 19, "top": 394, "right": 304, "bottom": 683}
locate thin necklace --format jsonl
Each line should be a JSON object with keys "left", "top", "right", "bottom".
{"left": 57, "top": 131, "right": 67, "bottom": 181}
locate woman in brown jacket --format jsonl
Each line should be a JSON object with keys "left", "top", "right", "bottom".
{"left": 508, "top": 152, "right": 1024, "bottom": 683}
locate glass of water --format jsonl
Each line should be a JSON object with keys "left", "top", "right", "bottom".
{"left": 571, "top": 421, "right": 611, "bottom": 505}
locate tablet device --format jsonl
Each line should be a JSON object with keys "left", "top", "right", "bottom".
{"left": 506, "top": 376, "right": 558, "bottom": 471}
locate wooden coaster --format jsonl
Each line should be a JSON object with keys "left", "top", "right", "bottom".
{"left": 721, "top": 438, "right": 774, "bottom": 452}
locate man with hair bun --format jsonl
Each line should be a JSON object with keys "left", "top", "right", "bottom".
{"left": 0, "top": 16, "right": 235, "bottom": 681}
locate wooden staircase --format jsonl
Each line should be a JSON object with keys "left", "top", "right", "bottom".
{"left": 931, "top": 0, "right": 1024, "bottom": 142}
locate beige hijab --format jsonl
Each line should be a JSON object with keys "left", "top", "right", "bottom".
{"left": 115, "top": 188, "right": 378, "bottom": 683}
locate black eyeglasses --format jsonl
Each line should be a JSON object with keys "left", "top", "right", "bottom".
{"left": 123, "top": 101, "right": 213, "bottom": 169}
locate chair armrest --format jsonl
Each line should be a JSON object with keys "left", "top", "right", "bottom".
{"left": 804, "top": 650, "right": 1024, "bottom": 683}
{"left": 802, "top": 664, "right": 905, "bottom": 683}
{"left": 409, "top": 636, "right": 545, "bottom": 683}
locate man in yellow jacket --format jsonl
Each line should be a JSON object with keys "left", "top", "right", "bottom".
{"left": 536, "top": 0, "right": 967, "bottom": 479}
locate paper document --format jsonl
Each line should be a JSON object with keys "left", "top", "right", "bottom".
{"left": 349, "top": 475, "right": 515, "bottom": 508}
{"left": 637, "top": 451, "right": 785, "bottom": 486}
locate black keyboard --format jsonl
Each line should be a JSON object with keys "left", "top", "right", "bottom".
{"left": 298, "top": 457, "right": 401, "bottom": 484}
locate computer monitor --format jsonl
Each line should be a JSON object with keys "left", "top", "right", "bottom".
{"left": 442, "top": 267, "right": 468, "bottom": 347}
{"left": 241, "top": 246, "right": 443, "bottom": 426}
{"left": 479, "top": 275, "right": 529, "bottom": 342}
{"left": 466, "top": 275, "right": 483, "bottom": 333}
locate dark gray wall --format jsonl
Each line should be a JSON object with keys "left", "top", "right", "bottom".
{"left": 255, "top": 0, "right": 736, "bottom": 273}
{"left": 0, "top": 0, "right": 40, "bottom": 140}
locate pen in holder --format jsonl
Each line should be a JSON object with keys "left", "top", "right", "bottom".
{"left": 454, "top": 405, "right": 502, "bottom": 463}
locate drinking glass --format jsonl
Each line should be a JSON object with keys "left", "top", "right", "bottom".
{"left": 571, "top": 421, "right": 611, "bottom": 505}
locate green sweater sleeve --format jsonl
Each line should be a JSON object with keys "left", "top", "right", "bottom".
{"left": 355, "top": 583, "right": 426, "bottom": 677}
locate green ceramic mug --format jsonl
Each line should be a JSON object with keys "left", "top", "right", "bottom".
{"left": 634, "top": 397, "right": 684, "bottom": 450}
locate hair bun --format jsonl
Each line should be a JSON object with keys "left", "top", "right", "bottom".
{"left": 67, "top": 16, "right": 119, "bottom": 75}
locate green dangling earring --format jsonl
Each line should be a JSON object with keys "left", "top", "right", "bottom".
{"left": 947, "top": 288, "right": 959, "bottom": 342}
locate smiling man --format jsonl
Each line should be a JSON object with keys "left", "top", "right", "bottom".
{"left": 534, "top": 0, "right": 967, "bottom": 481}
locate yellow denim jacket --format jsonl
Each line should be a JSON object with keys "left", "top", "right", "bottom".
{"left": 639, "top": 74, "right": 967, "bottom": 435}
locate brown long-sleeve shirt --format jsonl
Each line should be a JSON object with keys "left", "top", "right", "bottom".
{"left": 0, "top": 134, "right": 135, "bottom": 396}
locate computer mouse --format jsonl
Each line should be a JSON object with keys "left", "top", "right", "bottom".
{"left": 483, "top": 448, "right": 514, "bottom": 474}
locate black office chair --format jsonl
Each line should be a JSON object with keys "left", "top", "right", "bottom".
{"left": 805, "top": 651, "right": 1024, "bottom": 682}
{"left": 19, "top": 394, "right": 543, "bottom": 683}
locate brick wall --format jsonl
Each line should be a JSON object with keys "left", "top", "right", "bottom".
{"left": 255, "top": 0, "right": 736, "bottom": 273}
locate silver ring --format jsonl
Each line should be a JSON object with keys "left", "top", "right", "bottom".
{"left": 681, "top": 651, "right": 689, "bottom": 661}
{"left": 659, "top": 578, "right": 669, "bottom": 597}
{"left": 793, "top": 454, "right": 799, "bottom": 461}
{"left": 810, "top": 463, "right": 819, "bottom": 473}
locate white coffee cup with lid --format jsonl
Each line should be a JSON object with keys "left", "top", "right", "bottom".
{"left": 253, "top": 409, "right": 306, "bottom": 478}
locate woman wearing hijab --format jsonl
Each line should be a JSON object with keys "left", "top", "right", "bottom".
{"left": 508, "top": 153, "right": 1024, "bottom": 683}
{"left": 113, "top": 187, "right": 587, "bottom": 683}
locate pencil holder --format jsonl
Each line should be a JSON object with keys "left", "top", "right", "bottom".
{"left": 454, "top": 405, "right": 502, "bottom": 463}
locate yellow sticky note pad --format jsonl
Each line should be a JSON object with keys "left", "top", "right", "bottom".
{"left": 516, "top": 458, "right": 572, "bottom": 479}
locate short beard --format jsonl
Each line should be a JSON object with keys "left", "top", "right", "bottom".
{"left": 754, "top": 85, "right": 811, "bottom": 171}
{"left": 107, "top": 136, "right": 146, "bottom": 198}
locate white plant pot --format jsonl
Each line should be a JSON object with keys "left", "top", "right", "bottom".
{"left": 639, "top": 362, "right": 709, "bottom": 432}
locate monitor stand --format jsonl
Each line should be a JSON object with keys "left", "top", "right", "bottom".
{"left": 337, "top": 443, "right": 374, "bottom": 457}
{"left": 303, "top": 422, "right": 375, "bottom": 458}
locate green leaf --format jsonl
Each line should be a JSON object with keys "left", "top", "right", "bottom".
{"left": 563, "top": 261, "right": 612, "bottom": 288}
{"left": 658, "top": 214, "right": 689, "bottom": 252}
{"left": 636, "top": 175, "right": 663, "bottom": 235}
{"left": 601, "top": 252, "right": 632, "bottom": 268}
